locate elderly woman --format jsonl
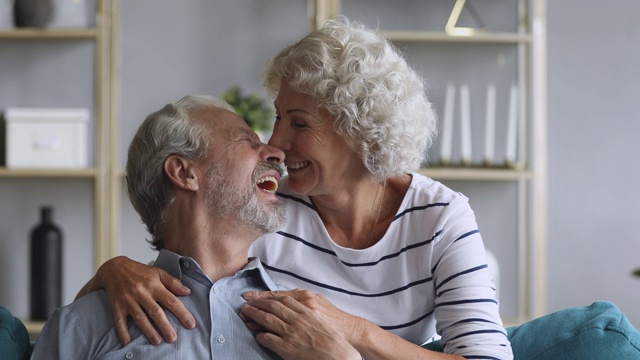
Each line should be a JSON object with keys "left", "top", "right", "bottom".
{"left": 80, "top": 17, "right": 512, "bottom": 359}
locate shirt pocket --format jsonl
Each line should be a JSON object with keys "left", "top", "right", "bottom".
{"left": 95, "top": 332, "right": 178, "bottom": 360}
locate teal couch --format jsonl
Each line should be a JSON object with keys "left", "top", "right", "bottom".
{"left": 4, "top": 301, "right": 640, "bottom": 359}
{"left": 0, "top": 305, "right": 31, "bottom": 360}
{"left": 423, "top": 301, "right": 640, "bottom": 359}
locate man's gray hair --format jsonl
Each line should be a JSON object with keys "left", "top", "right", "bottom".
{"left": 126, "top": 95, "right": 235, "bottom": 250}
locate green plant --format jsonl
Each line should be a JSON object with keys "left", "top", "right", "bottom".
{"left": 222, "top": 85, "right": 274, "bottom": 131}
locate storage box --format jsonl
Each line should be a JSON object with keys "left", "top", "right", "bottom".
{"left": 0, "top": 0, "right": 13, "bottom": 30}
{"left": 48, "top": 0, "right": 92, "bottom": 28}
{"left": 1, "top": 108, "right": 89, "bottom": 168}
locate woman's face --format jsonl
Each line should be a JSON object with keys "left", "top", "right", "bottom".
{"left": 269, "top": 81, "right": 366, "bottom": 196}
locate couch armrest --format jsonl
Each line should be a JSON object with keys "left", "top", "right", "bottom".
{"left": 0, "top": 305, "right": 31, "bottom": 360}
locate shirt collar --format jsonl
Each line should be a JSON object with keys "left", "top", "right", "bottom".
{"left": 247, "top": 257, "right": 282, "bottom": 290}
{"left": 154, "top": 249, "right": 185, "bottom": 280}
{"left": 154, "top": 249, "right": 281, "bottom": 290}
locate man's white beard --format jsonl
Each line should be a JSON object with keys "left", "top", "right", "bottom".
{"left": 204, "top": 162, "right": 286, "bottom": 234}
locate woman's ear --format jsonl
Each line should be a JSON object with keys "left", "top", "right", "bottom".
{"left": 164, "top": 155, "right": 199, "bottom": 191}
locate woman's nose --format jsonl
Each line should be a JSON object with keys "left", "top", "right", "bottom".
{"left": 267, "top": 121, "right": 290, "bottom": 152}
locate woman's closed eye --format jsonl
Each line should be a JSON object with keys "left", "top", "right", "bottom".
{"left": 292, "top": 120, "right": 308, "bottom": 129}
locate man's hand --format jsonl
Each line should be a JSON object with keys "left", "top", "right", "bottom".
{"left": 240, "top": 289, "right": 363, "bottom": 360}
{"left": 85, "top": 256, "right": 196, "bottom": 345}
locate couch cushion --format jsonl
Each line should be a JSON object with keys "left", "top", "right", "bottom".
{"left": 423, "top": 301, "right": 640, "bottom": 359}
{"left": 508, "top": 301, "right": 640, "bottom": 360}
{"left": 0, "top": 305, "right": 31, "bottom": 360}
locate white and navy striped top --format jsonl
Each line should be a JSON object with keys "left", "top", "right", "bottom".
{"left": 249, "top": 173, "right": 513, "bottom": 359}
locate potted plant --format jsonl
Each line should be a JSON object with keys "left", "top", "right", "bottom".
{"left": 222, "top": 86, "right": 274, "bottom": 141}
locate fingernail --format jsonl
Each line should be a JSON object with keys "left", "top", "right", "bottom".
{"left": 151, "top": 336, "right": 161, "bottom": 345}
{"left": 185, "top": 319, "right": 195, "bottom": 329}
{"left": 242, "top": 291, "right": 255, "bottom": 299}
{"left": 166, "top": 332, "right": 176, "bottom": 343}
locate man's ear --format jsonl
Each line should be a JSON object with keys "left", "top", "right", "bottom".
{"left": 164, "top": 155, "right": 199, "bottom": 191}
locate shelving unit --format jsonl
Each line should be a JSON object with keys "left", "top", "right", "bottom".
{"left": 311, "top": 0, "right": 547, "bottom": 325}
{"left": 0, "top": 0, "right": 117, "bottom": 335}
{"left": 0, "top": 0, "right": 117, "bottom": 265}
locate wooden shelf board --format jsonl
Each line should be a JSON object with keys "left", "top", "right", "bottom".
{"left": 418, "top": 167, "right": 532, "bottom": 181}
{"left": 0, "top": 168, "right": 98, "bottom": 178}
{"left": 23, "top": 320, "right": 46, "bottom": 335}
{"left": 0, "top": 28, "right": 97, "bottom": 39}
{"left": 381, "top": 30, "right": 531, "bottom": 44}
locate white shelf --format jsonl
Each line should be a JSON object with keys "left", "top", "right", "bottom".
{"left": 382, "top": 30, "right": 531, "bottom": 43}
{"left": 0, "top": 28, "right": 97, "bottom": 40}
{"left": 419, "top": 167, "right": 532, "bottom": 181}
{"left": 22, "top": 320, "right": 46, "bottom": 339}
{"left": 0, "top": 168, "right": 98, "bottom": 178}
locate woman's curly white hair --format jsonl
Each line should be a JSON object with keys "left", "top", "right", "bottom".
{"left": 263, "top": 16, "right": 437, "bottom": 181}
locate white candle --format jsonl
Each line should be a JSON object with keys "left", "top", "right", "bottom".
{"left": 460, "top": 84, "right": 472, "bottom": 166}
{"left": 506, "top": 84, "right": 518, "bottom": 166}
{"left": 484, "top": 84, "right": 496, "bottom": 166}
{"left": 440, "top": 83, "right": 455, "bottom": 165}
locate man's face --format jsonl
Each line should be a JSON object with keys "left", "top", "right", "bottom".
{"left": 197, "top": 107, "right": 286, "bottom": 233}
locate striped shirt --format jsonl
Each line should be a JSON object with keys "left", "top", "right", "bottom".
{"left": 249, "top": 173, "right": 513, "bottom": 359}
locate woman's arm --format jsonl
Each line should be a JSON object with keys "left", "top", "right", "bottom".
{"left": 75, "top": 256, "right": 196, "bottom": 345}
{"left": 240, "top": 290, "right": 464, "bottom": 360}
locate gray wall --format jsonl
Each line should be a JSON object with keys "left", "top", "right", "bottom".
{"left": 546, "top": 0, "right": 640, "bottom": 325}
{"left": 1, "top": 0, "right": 638, "bottom": 328}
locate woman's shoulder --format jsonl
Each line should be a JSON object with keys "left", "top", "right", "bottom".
{"left": 407, "top": 172, "right": 468, "bottom": 204}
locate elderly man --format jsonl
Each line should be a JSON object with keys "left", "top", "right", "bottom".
{"left": 32, "top": 95, "right": 293, "bottom": 359}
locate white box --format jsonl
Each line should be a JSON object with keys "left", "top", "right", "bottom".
{"left": 2, "top": 108, "right": 89, "bottom": 168}
{"left": 0, "top": 0, "right": 13, "bottom": 30}
{"left": 48, "top": 0, "right": 92, "bottom": 28}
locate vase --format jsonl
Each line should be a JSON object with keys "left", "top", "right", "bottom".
{"left": 30, "top": 206, "right": 63, "bottom": 321}
{"left": 13, "top": 0, "right": 53, "bottom": 28}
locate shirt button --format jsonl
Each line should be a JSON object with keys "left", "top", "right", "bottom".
{"left": 217, "top": 335, "right": 225, "bottom": 344}
{"left": 125, "top": 352, "right": 134, "bottom": 359}
{"left": 213, "top": 287, "right": 219, "bottom": 294}
{"left": 183, "top": 261, "right": 190, "bottom": 268}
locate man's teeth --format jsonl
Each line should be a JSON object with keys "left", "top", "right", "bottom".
{"left": 257, "top": 176, "right": 278, "bottom": 192}
{"left": 287, "top": 161, "right": 308, "bottom": 170}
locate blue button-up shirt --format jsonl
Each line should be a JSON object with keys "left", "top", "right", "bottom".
{"left": 32, "top": 249, "right": 283, "bottom": 359}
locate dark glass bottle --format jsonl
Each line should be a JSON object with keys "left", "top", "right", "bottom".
{"left": 30, "top": 206, "right": 63, "bottom": 321}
